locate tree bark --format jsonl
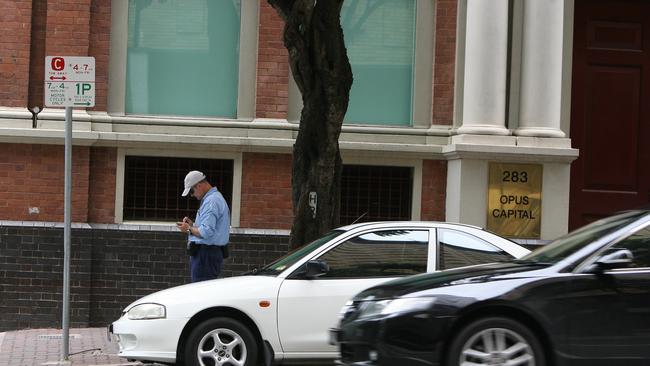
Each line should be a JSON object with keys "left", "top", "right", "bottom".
{"left": 268, "top": 0, "right": 353, "bottom": 248}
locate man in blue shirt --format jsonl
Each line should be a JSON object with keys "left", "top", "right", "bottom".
{"left": 176, "top": 170, "right": 230, "bottom": 282}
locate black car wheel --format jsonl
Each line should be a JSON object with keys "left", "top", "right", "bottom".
{"left": 184, "top": 317, "right": 258, "bottom": 366}
{"left": 447, "top": 317, "right": 545, "bottom": 366}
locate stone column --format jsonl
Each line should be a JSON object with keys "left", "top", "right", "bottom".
{"left": 515, "top": 0, "right": 565, "bottom": 137}
{"left": 458, "top": 0, "right": 510, "bottom": 135}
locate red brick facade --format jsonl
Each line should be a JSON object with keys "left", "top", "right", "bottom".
{"left": 0, "top": 0, "right": 32, "bottom": 107}
{"left": 27, "top": 0, "right": 46, "bottom": 109}
{"left": 0, "top": 0, "right": 114, "bottom": 223}
{"left": 240, "top": 153, "right": 293, "bottom": 229}
{"left": 3, "top": 0, "right": 111, "bottom": 111}
{"left": 88, "top": 0, "right": 111, "bottom": 112}
{"left": 0, "top": 2, "right": 452, "bottom": 229}
{"left": 256, "top": 2, "right": 290, "bottom": 119}
{"left": 421, "top": 159, "right": 447, "bottom": 221}
{"left": 87, "top": 146, "right": 116, "bottom": 223}
{"left": 0, "top": 143, "right": 90, "bottom": 222}
{"left": 0, "top": 144, "right": 116, "bottom": 223}
{"left": 43, "top": 1, "right": 92, "bottom": 55}
{"left": 433, "top": 0, "right": 457, "bottom": 125}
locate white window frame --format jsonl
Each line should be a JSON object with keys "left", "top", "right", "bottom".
{"left": 115, "top": 148, "right": 243, "bottom": 227}
{"left": 107, "top": 0, "right": 259, "bottom": 120}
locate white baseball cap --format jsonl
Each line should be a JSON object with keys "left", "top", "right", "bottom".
{"left": 182, "top": 170, "right": 206, "bottom": 197}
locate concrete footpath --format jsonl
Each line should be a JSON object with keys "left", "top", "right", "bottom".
{"left": 0, "top": 328, "right": 335, "bottom": 366}
{"left": 0, "top": 328, "right": 150, "bottom": 366}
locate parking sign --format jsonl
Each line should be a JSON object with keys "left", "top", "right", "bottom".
{"left": 45, "top": 56, "right": 95, "bottom": 107}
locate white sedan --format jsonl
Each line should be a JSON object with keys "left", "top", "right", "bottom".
{"left": 110, "top": 221, "right": 529, "bottom": 366}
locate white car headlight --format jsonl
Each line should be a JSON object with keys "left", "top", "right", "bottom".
{"left": 126, "top": 303, "right": 166, "bottom": 320}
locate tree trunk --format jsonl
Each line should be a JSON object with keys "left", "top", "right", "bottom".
{"left": 268, "top": 0, "right": 353, "bottom": 248}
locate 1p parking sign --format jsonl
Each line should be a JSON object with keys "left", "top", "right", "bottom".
{"left": 44, "top": 56, "right": 95, "bottom": 108}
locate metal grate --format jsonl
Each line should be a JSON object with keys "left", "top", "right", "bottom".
{"left": 123, "top": 156, "right": 233, "bottom": 221}
{"left": 340, "top": 165, "right": 413, "bottom": 225}
{"left": 37, "top": 334, "right": 82, "bottom": 340}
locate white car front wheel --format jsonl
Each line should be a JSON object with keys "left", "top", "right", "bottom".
{"left": 184, "top": 317, "right": 258, "bottom": 366}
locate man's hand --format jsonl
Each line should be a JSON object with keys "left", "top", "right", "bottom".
{"left": 176, "top": 217, "right": 195, "bottom": 233}
{"left": 177, "top": 217, "right": 200, "bottom": 237}
{"left": 176, "top": 221, "right": 191, "bottom": 233}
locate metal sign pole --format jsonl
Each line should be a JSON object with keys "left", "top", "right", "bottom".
{"left": 62, "top": 106, "right": 72, "bottom": 360}
{"left": 45, "top": 56, "right": 94, "bottom": 362}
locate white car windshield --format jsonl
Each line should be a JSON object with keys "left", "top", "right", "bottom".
{"left": 254, "top": 230, "right": 344, "bottom": 276}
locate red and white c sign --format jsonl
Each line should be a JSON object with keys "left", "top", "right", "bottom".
{"left": 51, "top": 57, "right": 65, "bottom": 71}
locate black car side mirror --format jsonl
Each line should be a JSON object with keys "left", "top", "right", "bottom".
{"left": 585, "top": 249, "right": 634, "bottom": 273}
{"left": 303, "top": 260, "right": 330, "bottom": 279}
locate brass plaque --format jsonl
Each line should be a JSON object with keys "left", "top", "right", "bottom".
{"left": 487, "top": 163, "right": 542, "bottom": 238}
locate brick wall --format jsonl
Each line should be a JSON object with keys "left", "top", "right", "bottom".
{"left": 0, "top": 144, "right": 448, "bottom": 228}
{"left": 86, "top": 229, "right": 190, "bottom": 326}
{"left": 432, "top": 0, "right": 457, "bottom": 125}
{"left": 0, "top": 0, "right": 32, "bottom": 107}
{"left": 87, "top": 147, "right": 116, "bottom": 224}
{"left": 421, "top": 159, "right": 447, "bottom": 221}
{"left": 44, "top": 0, "right": 91, "bottom": 56}
{"left": 88, "top": 0, "right": 111, "bottom": 112}
{"left": 239, "top": 153, "right": 447, "bottom": 228}
{"left": 256, "top": 2, "right": 289, "bottom": 119}
{"left": 1, "top": 2, "right": 454, "bottom": 231}
{"left": 240, "top": 153, "right": 293, "bottom": 229}
{"left": 0, "top": 225, "right": 290, "bottom": 331}
{"left": 27, "top": 0, "right": 46, "bottom": 109}
{"left": 0, "top": 226, "right": 93, "bottom": 330}
{"left": 12, "top": 0, "right": 110, "bottom": 111}
{"left": 0, "top": 144, "right": 90, "bottom": 222}
{"left": 0, "top": 144, "right": 116, "bottom": 224}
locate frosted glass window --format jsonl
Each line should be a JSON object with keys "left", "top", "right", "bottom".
{"left": 342, "top": 0, "right": 416, "bottom": 126}
{"left": 126, "top": 0, "right": 241, "bottom": 117}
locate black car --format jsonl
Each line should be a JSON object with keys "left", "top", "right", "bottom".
{"left": 332, "top": 209, "right": 650, "bottom": 366}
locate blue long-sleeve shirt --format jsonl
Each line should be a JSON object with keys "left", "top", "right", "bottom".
{"left": 189, "top": 187, "right": 230, "bottom": 246}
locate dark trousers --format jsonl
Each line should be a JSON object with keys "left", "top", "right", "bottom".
{"left": 189, "top": 245, "right": 223, "bottom": 283}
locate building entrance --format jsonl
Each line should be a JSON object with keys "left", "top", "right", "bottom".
{"left": 570, "top": 0, "right": 650, "bottom": 229}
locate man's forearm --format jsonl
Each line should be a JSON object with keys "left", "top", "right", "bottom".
{"left": 189, "top": 226, "right": 202, "bottom": 238}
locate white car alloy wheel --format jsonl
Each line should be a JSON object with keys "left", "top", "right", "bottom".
{"left": 198, "top": 328, "right": 246, "bottom": 366}
{"left": 448, "top": 317, "right": 544, "bottom": 366}
{"left": 185, "top": 318, "right": 258, "bottom": 366}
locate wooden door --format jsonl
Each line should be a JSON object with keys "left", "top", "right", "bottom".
{"left": 570, "top": 0, "right": 650, "bottom": 230}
